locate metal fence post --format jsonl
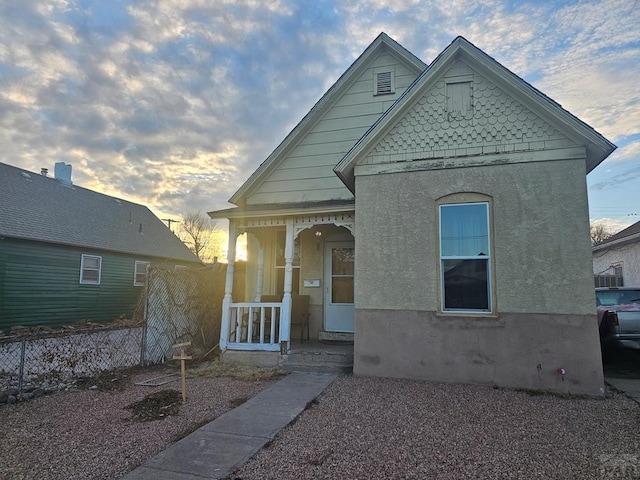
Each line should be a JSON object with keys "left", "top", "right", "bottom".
{"left": 140, "top": 268, "right": 151, "bottom": 367}
{"left": 18, "top": 338, "right": 26, "bottom": 397}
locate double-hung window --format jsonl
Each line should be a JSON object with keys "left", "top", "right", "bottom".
{"left": 80, "top": 254, "right": 102, "bottom": 285}
{"left": 134, "top": 261, "right": 150, "bottom": 286}
{"left": 439, "top": 202, "right": 492, "bottom": 313}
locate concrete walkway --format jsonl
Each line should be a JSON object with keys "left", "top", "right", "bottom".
{"left": 121, "top": 371, "right": 339, "bottom": 480}
{"left": 605, "top": 376, "right": 640, "bottom": 404}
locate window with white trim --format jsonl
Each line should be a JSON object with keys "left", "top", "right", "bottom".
{"left": 439, "top": 202, "right": 492, "bottom": 313}
{"left": 80, "top": 255, "right": 102, "bottom": 285}
{"left": 134, "top": 261, "right": 150, "bottom": 286}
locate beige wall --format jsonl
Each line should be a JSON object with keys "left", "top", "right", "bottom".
{"left": 354, "top": 309, "right": 604, "bottom": 396}
{"left": 353, "top": 159, "right": 604, "bottom": 395}
{"left": 355, "top": 159, "right": 596, "bottom": 314}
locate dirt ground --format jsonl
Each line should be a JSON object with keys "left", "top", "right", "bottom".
{"left": 0, "top": 361, "right": 282, "bottom": 480}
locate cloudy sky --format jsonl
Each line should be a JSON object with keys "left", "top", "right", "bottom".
{"left": 1, "top": 0, "right": 639, "bottom": 234}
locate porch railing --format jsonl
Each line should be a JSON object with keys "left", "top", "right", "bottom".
{"left": 227, "top": 302, "right": 281, "bottom": 349}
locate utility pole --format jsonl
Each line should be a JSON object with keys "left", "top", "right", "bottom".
{"left": 163, "top": 218, "right": 178, "bottom": 232}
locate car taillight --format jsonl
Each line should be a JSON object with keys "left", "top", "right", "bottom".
{"left": 607, "top": 311, "right": 619, "bottom": 326}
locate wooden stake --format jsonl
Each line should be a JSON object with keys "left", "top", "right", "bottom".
{"left": 172, "top": 341, "right": 192, "bottom": 402}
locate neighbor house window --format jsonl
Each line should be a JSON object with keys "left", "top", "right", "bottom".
{"left": 439, "top": 202, "right": 491, "bottom": 313}
{"left": 134, "top": 261, "right": 150, "bottom": 286}
{"left": 80, "top": 255, "right": 102, "bottom": 285}
{"left": 275, "top": 230, "right": 300, "bottom": 297}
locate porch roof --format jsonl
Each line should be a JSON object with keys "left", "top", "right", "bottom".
{"left": 208, "top": 199, "right": 355, "bottom": 220}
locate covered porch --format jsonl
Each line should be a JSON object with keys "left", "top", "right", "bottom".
{"left": 211, "top": 201, "right": 355, "bottom": 358}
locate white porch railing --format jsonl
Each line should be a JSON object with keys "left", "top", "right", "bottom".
{"left": 226, "top": 302, "right": 282, "bottom": 351}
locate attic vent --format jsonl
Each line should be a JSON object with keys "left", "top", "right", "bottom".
{"left": 446, "top": 80, "right": 473, "bottom": 117}
{"left": 374, "top": 69, "right": 395, "bottom": 96}
{"left": 20, "top": 172, "right": 31, "bottom": 180}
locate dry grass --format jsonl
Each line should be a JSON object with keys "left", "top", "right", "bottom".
{"left": 188, "top": 359, "right": 285, "bottom": 382}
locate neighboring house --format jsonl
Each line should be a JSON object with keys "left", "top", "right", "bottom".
{"left": 209, "top": 34, "right": 615, "bottom": 396}
{"left": 0, "top": 162, "right": 201, "bottom": 331}
{"left": 593, "top": 221, "right": 640, "bottom": 287}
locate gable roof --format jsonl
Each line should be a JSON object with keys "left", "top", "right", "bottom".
{"left": 228, "top": 32, "right": 426, "bottom": 207}
{"left": 593, "top": 220, "right": 640, "bottom": 252}
{"left": 0, "top": 162, "right": 200, "bottom": 263}
{"left": 334, "top": 36, "right": 617, "bottom": 192}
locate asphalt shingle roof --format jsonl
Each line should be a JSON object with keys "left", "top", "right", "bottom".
{"left": 0, "top": 162, "right": 200, "bottom": 263}
{"left": 600, "top": 220, "right": 640, "bottom": 245}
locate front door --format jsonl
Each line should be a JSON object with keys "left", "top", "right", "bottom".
{"left": 324, "top": 241, "right": 355, "bottom": 332}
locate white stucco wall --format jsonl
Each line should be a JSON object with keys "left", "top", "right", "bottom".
{"left": 593, "top": 241, "right": 640, "bottom": 287}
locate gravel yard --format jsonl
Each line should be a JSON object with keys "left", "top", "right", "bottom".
{"left": 2, "top": 367, "right": 640, "bottom": 480}
{"left": 232, "top": 376, "right": 640, "bottom": 480}
{"left": 0, "top": 363, "right": 278, "bottom": 480}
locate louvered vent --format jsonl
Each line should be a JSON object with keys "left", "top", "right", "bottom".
{"left": 376, "top": 71, "right": 393, "bottom": 95}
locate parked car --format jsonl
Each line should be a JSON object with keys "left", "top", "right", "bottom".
{"left": 596, "top": 287, "right": 640, "bottom": 354}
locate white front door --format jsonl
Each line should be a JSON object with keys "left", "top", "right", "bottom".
{"left": 324, "top": 241, "right": 355, "bottom": 332}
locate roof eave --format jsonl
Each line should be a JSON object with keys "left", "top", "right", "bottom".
{"left": 229, "top": 33, "right": 426, "bottom": 206}
{"left": 593, "top": 231, "right": 640, "bottom": 252}
{"left": 334, "top": 36, "right": 617, "bottom": 186}
{"left": 208, "top": 201, "right": 355, "bottom": 220}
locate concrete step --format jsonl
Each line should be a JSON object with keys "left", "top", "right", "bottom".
{"left": 318, "top": 331, "right": 354, "bottom": 343}
{"left": 280, "top": 349, "right": 354, "bottom": 374}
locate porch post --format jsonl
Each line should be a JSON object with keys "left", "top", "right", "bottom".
{"left": 220, "top": 219, "right": 237, "bottom": 350}
{"left": 253, "top": 236, "right": 264, "bottom": 302}
{"left": 279, "top": 218, "right": 293, "bottom": 349}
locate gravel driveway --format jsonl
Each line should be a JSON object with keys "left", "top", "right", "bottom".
{"left": 2, "top": 368, "right": 639, "bottom": 480}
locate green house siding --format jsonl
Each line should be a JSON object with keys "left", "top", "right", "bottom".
{"left": 0, "top": 237, "right": 194, "bottom": 331}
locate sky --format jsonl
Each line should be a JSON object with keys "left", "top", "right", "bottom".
{"left": 1, "top": 0, "right": 639, "bottom": 237}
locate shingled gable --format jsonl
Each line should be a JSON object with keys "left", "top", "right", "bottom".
{"left": 334, "top": 36, "right": 616, "bottom": 192}
{"left": 0, "top": 162, "right": 199, "bottom": 263}
{"left": 227, "top": 32, "right": 426, "bottom": 208}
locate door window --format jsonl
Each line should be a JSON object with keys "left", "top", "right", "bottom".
{"left": 331, "top": 247, "right": 354, "bottom": 304}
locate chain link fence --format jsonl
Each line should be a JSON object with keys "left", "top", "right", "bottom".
{"left": 143, "top": 264, "right": 224, "bottom": 365}
{"left": 0, "top": 264, "right": 225, "bottom": 402}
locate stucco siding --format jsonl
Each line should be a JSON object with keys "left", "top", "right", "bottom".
{"left": 355, "top": 159, "right": 595, "bottom": 316}
{"left": 247, "top": 52, "right": 421, "bottom": 205}
{"left": 593, "top": 242, "right": 640, "bottom": 286}
{"left": 354, "top": 309, "right": 604, "bottom": 396}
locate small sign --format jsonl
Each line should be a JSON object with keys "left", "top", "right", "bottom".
{"left": 304, "top": 279, "right": 321, "bottom": 288}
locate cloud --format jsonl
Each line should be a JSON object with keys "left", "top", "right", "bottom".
{"left": 589, "top": 161, "right": 640, "bottom": 191}
{"left": 0, "top": 0, "right": 637, "bottom": 227}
